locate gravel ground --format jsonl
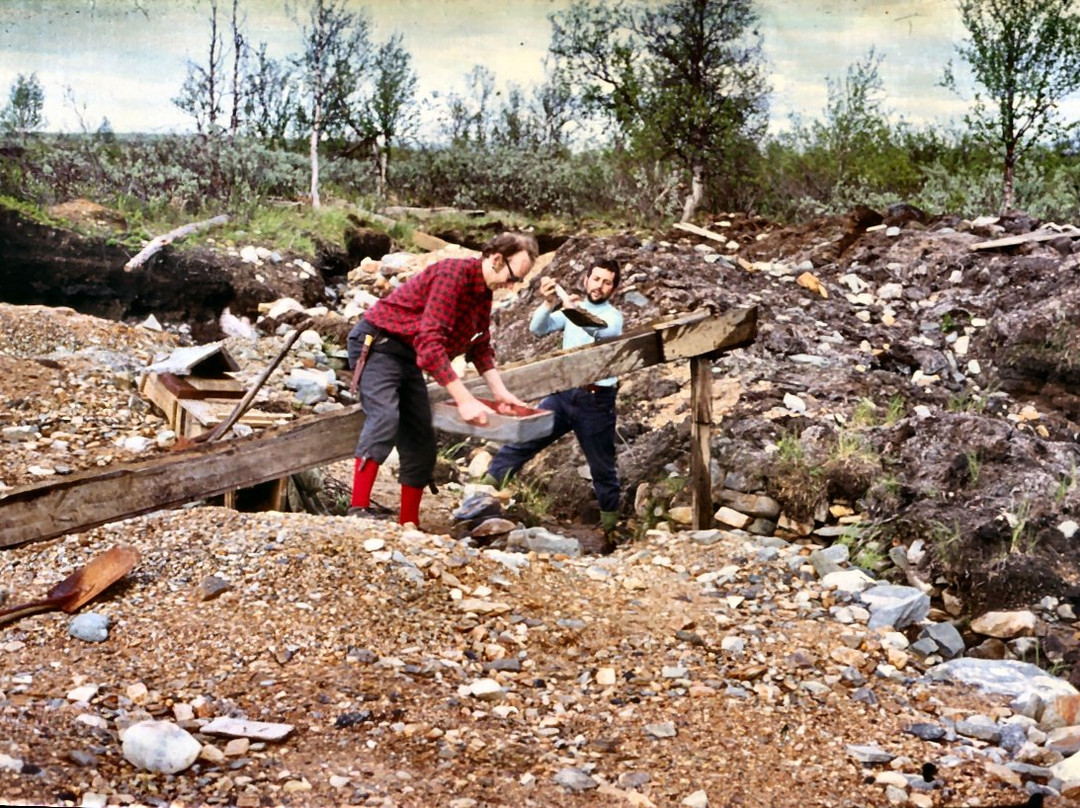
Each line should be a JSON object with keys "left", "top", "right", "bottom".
{"left": 0, "top": 303, "right": 1063, "bottom": 808}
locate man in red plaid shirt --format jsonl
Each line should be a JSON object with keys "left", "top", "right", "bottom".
{"left": 346, "top": 232, "right": 539, "bottom": 527}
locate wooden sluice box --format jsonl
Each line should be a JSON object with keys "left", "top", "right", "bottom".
{"left": 138, "top": 343, "right": 294, "bottom": 511}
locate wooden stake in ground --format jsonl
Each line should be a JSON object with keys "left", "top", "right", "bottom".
{"left": 123, "top": 214, "right": 229, "bottom": 272}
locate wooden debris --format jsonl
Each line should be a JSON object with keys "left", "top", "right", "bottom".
{"left": 673, "top": 221, "right": 729, "bottom": 245}
{"left": 971, "top": 228, "right": 1080, "bottom": 251}
{"left": 200, "top": 717, "right": 295, "bottom": 742}
{"left": 124, "top": 214, "right": 229, "bottom": 272}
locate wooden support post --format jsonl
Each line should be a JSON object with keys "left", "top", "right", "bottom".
{"left": 689, "top": 355, "right": 713, "bottom": 530}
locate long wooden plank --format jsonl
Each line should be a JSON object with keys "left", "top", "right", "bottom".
{"left": 0, "top": 407, "right": 367, "bottom": 548}
{"left": 0, "top": 309, "right": 756, "bottom": 548}
{"left": 673, "top": 221, "right": 730, "bottom": 245}
{"left": 971, "top": 229, "right": 1080, "bottom": 250}
{"left": 658, "top": 307, "right": 757, "bottom": 361}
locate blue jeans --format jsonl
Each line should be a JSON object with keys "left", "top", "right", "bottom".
{"left": 487, "top": 386, "right": 620, "bottom": 513}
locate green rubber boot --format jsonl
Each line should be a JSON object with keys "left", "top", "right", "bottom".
{"left": 600, "top": 510, "right": 620, "bottom": 533}
{"left": 479, "top": 473, "right": 500, "bottom": 488}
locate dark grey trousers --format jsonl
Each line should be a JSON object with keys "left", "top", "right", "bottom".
{"left": 353, "top": 346, "right": 436, "bottom": 489}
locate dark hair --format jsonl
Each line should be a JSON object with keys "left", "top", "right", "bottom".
{"left": 588, "top": 257, "right": 621, "bottom": 288}
{"left": 481, "top": 232, "right": 539, "bottom": 263}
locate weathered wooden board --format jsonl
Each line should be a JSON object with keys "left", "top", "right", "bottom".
{"left": 0, "top": 308, "right": 757, "bottom": 548}
{"left": 0, "top": 407, "right": 367, "bottom": 548}
{"left": 971, "top": 229, "right": 1080, "bottom": 250}
{"left": 673, "top": 221, "right": 730, "bottom": 245}
{"left": 658, "top": 307, "right": 757, "bottom": 361}
{"left": 689, "top": 355, "right": 713, "bottom": 530}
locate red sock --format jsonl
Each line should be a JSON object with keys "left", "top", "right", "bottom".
{"left": 400, "top": 484, "right": 423, "bottom": 526}
{"left": 350, "top": 458, "right": 379, "bottom": 508}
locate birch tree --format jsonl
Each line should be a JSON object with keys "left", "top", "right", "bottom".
{"left": 550, "top": 0, "right": 769, "bottom": 221}
{"left": 293, "top": 0, "right": 371, "bottom": 207}
{"left": 943, "top": 0, "right": 1080, "bottom": 211}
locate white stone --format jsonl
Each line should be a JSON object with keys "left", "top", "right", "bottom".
{"left": 67, "top": 684, "right": 99, "bottom": 703}
{"left": 121, "top": 720, "right": 202, "bottom": 774}
{"left": 782, "top": 392, "right": 806, "bottom": 413}
{"left": 682, "top": 790, "right": 709, "bottom": 808}
{"left": 1052, "top": 750, "right": 1080, "bottom": 782}
{"left": 713, "top": 507, "right": 751, "bottom": 529}
{"left": 265, "top": 297, "right": 304, "bottom": 319}
{"left": 200, "top": 717, "right": 295, "bottom": 741}
{"left": 1059, "top": 520, "right": 1079, "bottom": 539}
{"left": 466, "top": 678, "right": 505, "bottom": 700}
{"left": 821, "top": 569, "right": 875, "bottom": 593}
{"left": 877, "top": 282, "right": 904, "bottom": 300}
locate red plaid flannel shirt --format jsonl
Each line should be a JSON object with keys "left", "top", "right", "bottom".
{"left": 363, "top": 256, "right": 496, "bottom": 386}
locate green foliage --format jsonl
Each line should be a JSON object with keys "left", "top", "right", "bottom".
{"left": 943, "top": 0, "right": 1080, "bottom": 211}
{"left": 930, "top": 519, "right": 965, "bottom": 568}
{"left": 1, "top": 73, "right": 46, "bottom": 140}
{"left": 513, "top": 475, "right": 553, "bottom": 519}
{"left": 850, "top": 398, "right": 879, "bottom": 427}
{"left": 1054, "top": 465, "right": 1076, "bottom": 504}
{"left": 966, "top": 450, "right": 981, "bottom": 486}
{"left": 550, "top": 0, "right": 769, "bottom": 219}
{"left": 947, "top": 389, "right": 988, "bottom": 414}
{"left": 885, "top": 396, "right": 906, "bottom": 425}
{"left": 390, "top": 144, "right": 616, "bottom": 218}
{"left": 1005, "top": 498, "right": 1035, "bottom": 554}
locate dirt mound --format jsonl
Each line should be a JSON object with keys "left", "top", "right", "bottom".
{"left": 4, "top": 206, "right": 1080, "bottom": 805}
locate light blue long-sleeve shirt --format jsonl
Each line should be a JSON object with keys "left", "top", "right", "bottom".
{"left": 529, "top": 298, "right": 624, "bottom": 386}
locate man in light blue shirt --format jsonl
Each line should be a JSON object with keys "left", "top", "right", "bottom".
{"left": 484, "top": 258, "right": 625, "bottom": 547}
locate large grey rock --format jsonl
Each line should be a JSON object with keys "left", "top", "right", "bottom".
{"left": 859, "top": 584, "right": 930, "bottom": 629}
{"left": 920, "top": 621, "right": 965, "bottom": 659}
{"left": 809, "top": 544, "right": 849, "bottom": 577}
{"left": 926, "top": 658, "right": 1079, "bottom": 705}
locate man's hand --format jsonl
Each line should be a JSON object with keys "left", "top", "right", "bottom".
{"left": 539, "top": 276, "right": 580, "bottom": 307}
{"left": 492, "top": 391, "right": 528, "bottom": 413}
{"left": 457, "top": 395, "right": 494, "bottom": 426}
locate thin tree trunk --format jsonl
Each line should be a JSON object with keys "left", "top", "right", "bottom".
{"left": 681, "top": 162, "right": 705, "bottom": 222}
{"left": 230, "top": 0, "right": 243, "bottom": 136}
{"left": 377, "top": 143, "right": 388, "bottom": 199}
{"left": 1003, "top": 155, "right": 1015, "bottom": 213}
{"left": 310, "top": 125, "right": 321, "bottom": 208}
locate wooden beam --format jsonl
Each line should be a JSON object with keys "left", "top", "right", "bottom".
{"left": 0, "top": 308, "right": 757, "bottom": 548}
{"left": 658, "top": 306, "right": 757, "bottom": 361}
{"left": 673, "top": 221, "right": 730, "bottom": 245}
{"left": 0, "top": 407, "right": 366, "bottom": 549}
{"left": 970, "top": 229, "right": 1080, "bottom": 251}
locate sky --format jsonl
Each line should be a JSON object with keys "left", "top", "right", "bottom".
{"left": 0, "top": 0, "right": 980, "bottom": 138}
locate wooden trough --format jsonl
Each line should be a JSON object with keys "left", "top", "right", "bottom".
{"left": 138, "top": 343, "right": 293, "bottom": 511}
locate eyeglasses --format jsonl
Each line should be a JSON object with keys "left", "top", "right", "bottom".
{"left": 505, "top": 261, "right": 528, "bottom": 282}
